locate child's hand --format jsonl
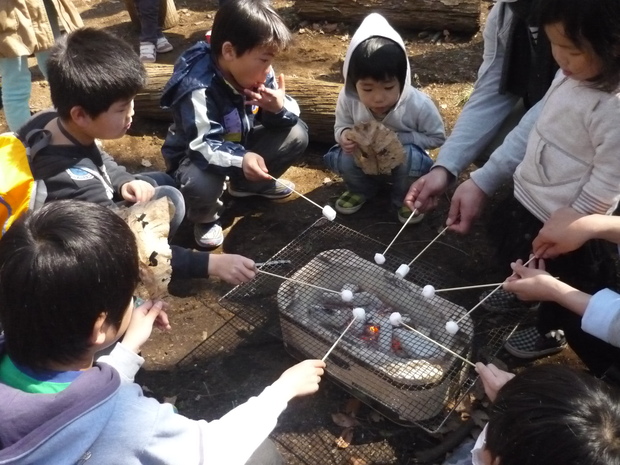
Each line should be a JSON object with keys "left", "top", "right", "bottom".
{"left": 208, "top": 253, "right": 256, "bottom": 285}
{"left": 340, "top": 129, "right": 357, "bottom": 154}
{"left": 122, "top": 300, "right": 171, "bottom": 353}
{"left": 475, "top": 362, "right": 514, "bottom": 402}
{"left": 242, "top": 152, "right": 272, "bottom": 181}
{"left": 121, "top": 180, "right": 155, "bottom": 203}
{"left": 244, "top": 74, "right": 286, "bottom": 114}
{"left": 503, "top": 258, "right": 556, "bottom": 301}
{"left": 533, "top": 207, "right": 591, "bottom": 258}
{"left": 273, "top": 359, "right": 326, "bottom": 401}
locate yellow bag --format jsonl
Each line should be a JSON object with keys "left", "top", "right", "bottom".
{"left": 0, "top": 133, "right": 44, "bottom": 236}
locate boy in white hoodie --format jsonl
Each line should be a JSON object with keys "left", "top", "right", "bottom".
{"left": 324, "top": 13, "right": 446, "bottom": 224}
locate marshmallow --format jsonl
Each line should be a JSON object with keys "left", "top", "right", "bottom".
{"left": 445, "top": 321, "right": 459, "bottom": 335}
{"left": 322, "top": 205, "right": 337, "bottom": 221}
{"left": 389, "top": 312, "right": 403, "bottom": 326}
{"left": 374, "top": 253, "right": 386, "bottom": 265}
{"left": 341, "top": 289, "right": 353, "bottom": 302}
{"left": 422, "top": 285, "right": 435, "bottom": 299}
{"left": 395, "top": 264, "right": 410, "bottom": 278}
{"left": 352, "top": 307, "right": 366, "bottom": 321}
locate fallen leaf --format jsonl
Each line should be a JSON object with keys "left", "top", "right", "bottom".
{"left": 335, "top": 427, "right": 354, "bottom": 448}
{"left": 349, "top": 458, "right": 369, "bottom": 465}
{"left": 331, "top": 412, "right": 360, "bottom": 428}
{"left": 344, "top": 398, "right": 361, "bottom": 416}
{"left": 368, "top": 410, "right": 384, "bottom": 423}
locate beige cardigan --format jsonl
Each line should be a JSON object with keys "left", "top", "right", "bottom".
{"left": 0, "top": 0, "right": 83, "bottom": 58}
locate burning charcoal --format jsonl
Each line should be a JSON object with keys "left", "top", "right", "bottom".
{"left": 393, "top": 328, "right": 443, "bottom": 359}
{"left": 350, "top": 292, "right": 383, "bottom": 312}
{"left": 375, "top": 316, "right": 393, "bottom": 354}
{"left": 309, "top": 306, "right": 350, "bottom": 329}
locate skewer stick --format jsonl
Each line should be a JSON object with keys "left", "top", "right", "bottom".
{"left": 257, "top": 269, "right": 340, "bottom": 295}
{"left": 434, "top": 282, "right": 511, "bottom": 293}
{"left": 380, "top": 208, "right": 419, "bottom": 255}
{"left": 454, "top": 255, "right": 537, "bottom": 324}
{"left": 268, "top": 174, "right": 323, "bottom": 210}
{"left": 407, "top": 225, "right": 451, "bottom": 266}
{"left": 322, "top": 317, "right": 357, "bottom": 362}
{"left": 398, "top": 321, "right": 475, "bottom": 368}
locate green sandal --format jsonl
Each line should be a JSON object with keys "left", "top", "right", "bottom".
{"left": 397, "top": 205, "right": 424, "bottom": 225}
{"left": 335, "top": 191, "right": 366, "bottom": 214}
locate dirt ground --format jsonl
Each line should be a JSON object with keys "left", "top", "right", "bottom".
{"left": 0, "top": 1, "right": 585, "bottom": 463}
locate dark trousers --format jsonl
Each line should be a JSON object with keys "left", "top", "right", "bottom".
{"left": 245, "top": 439, "right": 284, "bottom": 465}
{"left": 134, "top": 0, "right": 162, "bottom": 43}
{"left": 489, "top": 195, "right": 620, "bottom": 376}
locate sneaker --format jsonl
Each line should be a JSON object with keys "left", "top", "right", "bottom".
{"left": 397, "top": 205, "right": 425, "bottom": 225}
{"left": 504, "top": 326, "right": 567, "bottom": 359}
{"left": 228, "top": 179, "right": 294, "bottom": 199}
{"left": 194, "top": 222, "right": 224, "bottom": 249}
{"left": 335, "top": 191, "right": 366, "bottom": 214}
{"left": 156, "top": 36, "right": 173, "bottom": 53}
{"left": 140, "top": 42, "right": 156, "bottom": 63}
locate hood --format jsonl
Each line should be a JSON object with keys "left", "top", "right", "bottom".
{"left": 17, "top": 110, "right": 104, "bottom": 180}
{"left": 160, "top": 41, "right": 218, "bottom": 108}
{"left": 0, "top": 337, "right": 121, "bottom": 464}
{"left": 342, "top": 13, "right": 412, "bottom": 106}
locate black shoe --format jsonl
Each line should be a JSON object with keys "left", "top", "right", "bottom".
{"left": 504, "top": 326, "right": 567, "bottom": 359}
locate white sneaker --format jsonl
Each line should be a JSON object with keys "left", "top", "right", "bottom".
{"left": 156, "top": 37, "right": 173, "bottom": 53}
{"left": 194, "top": 222, "right": 224, "bottom": 249}
{"left": 140, "top": 42, "right": 156, "bottom": 63}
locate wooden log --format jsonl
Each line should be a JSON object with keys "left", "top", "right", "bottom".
{"left": 296, "top": 0, "right": 480, "bottom": 34}
{"left": 135, "top": 63, "right": 341, "bottom": 144}
{"left": 124, "top": 0, "right": 179, "bottom": 31}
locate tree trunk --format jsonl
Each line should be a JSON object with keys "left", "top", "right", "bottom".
{"left": 124, "top": 0, "right": 179, "bottom": 31}
{"left": 296, "top": 0, "right": 480, "bottom": 34}
{"left": 135, "top": 63, "right": 341, "bottom": 144}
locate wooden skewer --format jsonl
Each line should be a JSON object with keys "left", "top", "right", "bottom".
{"left": 268, "top": 174, "right": 323, "bottom": 211}
{"left": 454, "top": 255, "right": 537, "bottom": 324}
{"left": 257, "top": 269, "right": 340, "bottom": 295}
{"left": 322, "top": 317, "right": 358, "bottom": 362}
{"left": 398, "top": 321, "right": 475, "bottom": 368}
{"left": 407, "top": 225, "right": 451, "bottom": 266}
{"left": 434, "top": 282, "right": 509, "bottom": 293}
{"left": 380, "top": 208, "right": 419, "bottom": 255}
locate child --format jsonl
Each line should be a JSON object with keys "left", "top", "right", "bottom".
{"left": 0, "top": 0, "right": 82, "bottom": 132}
{"left": 467, "top": 363, "right": 620, "bottom": 465}
{"left": 435, "top": 0, "right": 620, "bottom": 361}
{"left": 0, "top": 200, "right": 325, "bottom": 464}
{"left": 18, "top": 27, "right": 256, "bottom": 286}
{"left": 161, "top": 0, "right": 308, "bottom": 249}
{"left": 324, "top": 13, "right": 445, "bottom": 223}
{"left": 135, "top": 0, "right": 174, "bottom": 63}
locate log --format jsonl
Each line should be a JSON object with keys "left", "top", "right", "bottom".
{"left": 135, "top": 63, "right": 341, "bottom": 144}
{"left": 124, "top": 0, "right": 179, "bottom": 30}
{"left": 296, "top": 0, "right": 480, "bottom": 34}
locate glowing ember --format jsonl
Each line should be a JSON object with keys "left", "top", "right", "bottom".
{"left": 361, "top": 324, "right": 380, "bottom": 342}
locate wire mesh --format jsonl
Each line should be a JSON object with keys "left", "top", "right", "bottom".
{"left": 216, "top": 217, "right": 529, "bottom": 433}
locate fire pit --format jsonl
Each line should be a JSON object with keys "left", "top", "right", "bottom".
{"left": 277, "top": 248, "right": 474, "bottom": 423}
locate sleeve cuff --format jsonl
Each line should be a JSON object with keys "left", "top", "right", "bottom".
{"left": 582, "top": 288, "right": 620, "bottom": 344}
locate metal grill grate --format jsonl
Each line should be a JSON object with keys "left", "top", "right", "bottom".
{"left": 215, "top": 218, "right": 527, "bottom": 433}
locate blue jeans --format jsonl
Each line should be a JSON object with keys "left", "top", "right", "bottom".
{"left": 0, "top": 53, "right": 50, "bottom": 132}
{"left": 134, "top": 0, "right": 164, "bottom": 44}
{"left": 324, "top": 143, "right": 433, "bottom": 206}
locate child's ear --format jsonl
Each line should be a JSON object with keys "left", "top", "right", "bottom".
{"left": 69, "top": 106, "right": 93, "bottom": 128}
{"left": 221, "top": 41, "right": 237, "bottom": 61}
{"left": 90, "top": 312, "right": 110, "bottom": 346}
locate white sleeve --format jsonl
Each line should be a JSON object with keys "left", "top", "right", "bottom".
{"left": 97, "top": 342, "right": 144, "bottom": 383}
{"left": 582, "top": 288, "right": 620, "bottom": 348}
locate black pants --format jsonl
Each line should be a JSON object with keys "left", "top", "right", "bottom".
{"left": 489, "top": 195, "right": 620, "bottom": 376}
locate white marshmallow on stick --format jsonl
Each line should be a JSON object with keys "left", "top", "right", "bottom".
{"left": 322, "top": 308, "right": 366, "bottom": 361}
{"left": 395, "top": 264, "right": 410, "bottom": 279}
{"left": 422, "top": 285, "right": 435, "bottom": 299}
{"left": 445, "top": 321, "right": 459, "bottom": 335}
{"left": 268, "top": 174, "right": 336, "bottom": 221}
{"left": 374, "top": 208, "right": 420, "bottom": 266}
{"left": 388, "top": 312, "right": 475, "bottom": 367}
{"left": 341, "top": 289, "right": 354, "bottom": 302}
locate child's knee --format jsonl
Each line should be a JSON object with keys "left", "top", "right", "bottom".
{"left": 404, "top": 144, "right": 433, "bottom": 177}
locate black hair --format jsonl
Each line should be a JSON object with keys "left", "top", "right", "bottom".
{"left": 0, "top": 200, "right": 140, "bottom": 369}
{"left": 46, "top": 28, "right": 147, "bottom": 119}
{"left": 348, "top": 36, "right": 408, "bottom": 91}
{"left": 535, "top": 0, "right": 620, "bottom": 92}
{"left": 210, "top": 0, "right": 292, "bottom": 58}
{"left": 486, "top": 364, "right": 620, "bottom": 465}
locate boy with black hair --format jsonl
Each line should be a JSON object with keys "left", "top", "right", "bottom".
{"left": 0, "top": 200, "right": 325, "bottom": 464}
{"left": 18, "top": 27, "right": 256, "bottom": 286}
{"left": 324, "top": 13, "right": 445, "bottom": 223}
{"left": 161, "top": 0, "right": 309, "bottom": 249}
